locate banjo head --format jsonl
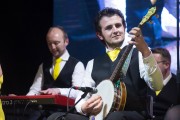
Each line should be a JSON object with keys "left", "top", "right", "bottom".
{"left": 92, "top": 79, "right": 115, "bottom": 120}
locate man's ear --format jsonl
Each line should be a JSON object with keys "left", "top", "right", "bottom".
{"left": 65, "top": 38, "right": 69, "bottom": 46}
{"left": 96, "top": 32, "right": 103, "bottom": 40}
{"left": 165, "top": 62, "right": 170, "bottom": 69}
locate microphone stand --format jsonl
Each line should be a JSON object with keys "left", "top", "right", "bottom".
{"left": 176, "top": 0, "right": 180, "bottom": 104}
{"left": 54, "top": 92, "right": 89, "bottom": 120}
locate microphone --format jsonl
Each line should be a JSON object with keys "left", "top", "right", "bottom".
{"left": 72, "top": 86, "right": 97, "bottom": 93}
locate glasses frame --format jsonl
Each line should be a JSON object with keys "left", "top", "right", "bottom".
{"left": 157, "top": 60, "right": 168, "bottom": 64}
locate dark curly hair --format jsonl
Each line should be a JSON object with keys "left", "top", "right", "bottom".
{"left": 94, "top": 7, "right": 126, "bottom": 34}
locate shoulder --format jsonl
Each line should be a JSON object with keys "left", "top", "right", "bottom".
{"left": 69, "top": 56, "right": 85, "bottom": 67}
{"left": 93, "top": 53, "right": 108, "bottom": 62}
{"left": 87, "top": 59, "right": 94, "bottom": 65}
{"left": 68, "top": 56, "right": 82, "bottom": 65}
{"left": 171, "top": 73, "right": 177, "bottom": 81}
{"left": 69, "top": 56, "right": 79, "bottom": 62}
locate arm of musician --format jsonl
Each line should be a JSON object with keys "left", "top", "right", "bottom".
{"left": 83, "top": 59, "right": 96, "bottom": 87}
{"left": 59, "top": 61, "right": 85, "bottom": 99}
{"left": 26, "top": 64, "right": 43, "bottom": 96}
{"left": 39, "top": 62, "right": 85, "bottom": 99}
{"left": 75, "top": 59, "right": 98, "bottom": 115}
{"left": 139, "top": 51, "right": 163, "bottom": 91}
{"left": 75, "top": 93, "right": 103, "bottom": 116}
{"left": 128, "top": 27, "right": 163, "bottom": 91}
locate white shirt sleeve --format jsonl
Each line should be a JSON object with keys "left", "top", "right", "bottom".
{"left": 75, "top": 59, "right": 95, "bottom": 114}
{"left": 26, "top": 64, "right": 43, "bottom": 96}
{"left": 59, "top": 61, "right": 85, "bottom": 99}
{"left": 139, "top": 51, "right": 163, "bottom": 91}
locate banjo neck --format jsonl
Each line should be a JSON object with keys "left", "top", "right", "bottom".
{"left": 109, "top": 44, "right": 134, "bottom": 82}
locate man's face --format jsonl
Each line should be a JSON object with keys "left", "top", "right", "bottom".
{"left": 46, "top": 28, "right": 68, "bottom": 58}
{"left": 97, "top": 15, "right": 125, "bottom": 50}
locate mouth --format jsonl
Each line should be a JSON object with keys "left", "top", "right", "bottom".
{"left": 51, "top": 50, "right": 58, "bottom": 55}
{"left": 112, "top": 35, "right": 121, "bottom": 38}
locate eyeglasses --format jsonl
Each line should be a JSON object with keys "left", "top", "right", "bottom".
{"left": 157, "top": 61, "right": 167, "bottom": 64}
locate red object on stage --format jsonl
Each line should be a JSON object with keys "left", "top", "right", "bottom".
{"left": 0, "top": 95, "right": 75, "bottom": 107}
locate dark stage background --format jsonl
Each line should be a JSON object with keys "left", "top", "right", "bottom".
{"left": 0, "top": 0, "right": 179, "bottom": 95}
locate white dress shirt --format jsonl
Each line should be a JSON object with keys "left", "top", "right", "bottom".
{"left": 75, "top": 45, "right": 163, "bottom": 114}
{"left": 163, "top": 73, "right": 172, "bottom": 86}
{"left": 27, "top": 50, "right": 85, "bottom": 99}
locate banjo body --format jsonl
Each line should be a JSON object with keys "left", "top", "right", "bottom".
{"left": 92, "top": 80, "right": 127, "bottom": 120}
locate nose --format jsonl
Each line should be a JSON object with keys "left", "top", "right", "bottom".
{"left": 51, "top": 43, "right": 56, "bottom": 49}
{"left": 112, "top": 26, "right": 118, "bottom": 33}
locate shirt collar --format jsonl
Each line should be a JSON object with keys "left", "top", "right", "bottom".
{"left": 163, "top": 73, "right": 172, "bottom": 85}
{"left": 106, "top": 47, "right": 121, "bottom": 52}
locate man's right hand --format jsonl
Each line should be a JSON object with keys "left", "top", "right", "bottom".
{"left": 81, "top": 94, "right": 103, "bottom": 115}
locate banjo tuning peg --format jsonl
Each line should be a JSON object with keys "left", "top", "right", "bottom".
{"left": 148, "top": 20, "right": 153, "bottom": 24}
{"left": 155, "top": 14, "right": 159, "bottom": 18}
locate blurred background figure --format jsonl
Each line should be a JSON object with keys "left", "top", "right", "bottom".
{"left": 164, "top": 105, "right": 180, "bottom": 120}
{"left": 148, "top": 47, "right": 178, "bottom": 120}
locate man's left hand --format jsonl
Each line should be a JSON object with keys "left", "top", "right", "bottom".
{"left": 128, "top": 27, "right": 151, "bottom": 57}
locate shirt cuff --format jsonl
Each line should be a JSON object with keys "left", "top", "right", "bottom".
{"left": 75, "top": 98, "right": 87, "bottom": 115}
{"left": 75, "top": 92, "right": 91, "bottom": 116}
{"left": 59, "top": 88, "right": 73, "bottom": 98}
{"left": 59, "top": 88, "right": 66, "bottom": 96}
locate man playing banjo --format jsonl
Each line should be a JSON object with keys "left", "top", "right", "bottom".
{"left": 76, "top": 7, "right": 163, "bottom": 120}
{"left": 48, "top": 6, "right": 163, "bottom": 120}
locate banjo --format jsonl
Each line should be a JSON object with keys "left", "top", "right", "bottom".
{"left": 91, "top": 6, "right": 157, "bottom": 120}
